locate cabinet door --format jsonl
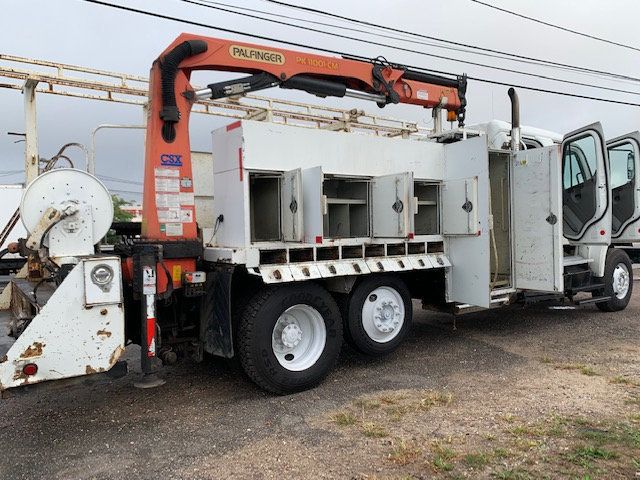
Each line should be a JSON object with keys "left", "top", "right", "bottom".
{"left": 443, "top": 136, "right": 490, "bottom": 308}
{"left": 301, "top": 166, "right": 324, "bottom": 243}
{"left": 607, "top": 131, "right": 640, "bottom": 242}
{"left": 281, "top": 168, "right": 304, "bottom": 242}
{"left": 441, "top": 177, "right": 479, "bottom": 235}
{"left": 371, "top": 172, "right": 413, "bottom": 238}
{"left": 512, "top": 146, "right": 563, "bottom": 292}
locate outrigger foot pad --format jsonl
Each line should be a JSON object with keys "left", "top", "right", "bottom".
{"left": 134, "top": 373, "right": 166, "bottom": 389}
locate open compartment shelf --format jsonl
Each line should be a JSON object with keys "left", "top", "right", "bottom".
{"left": 322, "top": 177, "right": 369, "bottom": 238}
{"left": 249, "top": 172, "right": 281, "bottom": 242}
{"left": 414, "top": 181, "right": 440, "bottom": 235}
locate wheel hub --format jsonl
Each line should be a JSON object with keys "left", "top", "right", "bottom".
{"left": 281, "top": 323, "right": 303, "bottom": 348}
{"left": 271, "top": 304, "right": 327, "bottom": 372}
{"left": 371, "top": 298, "right": 402, "bottom": 335}
{"left": 612, "top": 263, "right": 630, "bottom": 299}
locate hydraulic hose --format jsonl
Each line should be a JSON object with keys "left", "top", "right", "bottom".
{"left": 159, "top": 40, "right": 208, "bottom": 142}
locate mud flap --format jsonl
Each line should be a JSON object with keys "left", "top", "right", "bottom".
{"left": 200, "top": 266, "right": 234, "bottom": 358}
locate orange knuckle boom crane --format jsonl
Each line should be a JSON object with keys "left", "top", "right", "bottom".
{"left": 142, "top": 33, "right": 466, "bottom": 244}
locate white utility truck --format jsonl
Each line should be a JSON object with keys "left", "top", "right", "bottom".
{"left": 0, "top": 35, "right": 635, "bottom": 395}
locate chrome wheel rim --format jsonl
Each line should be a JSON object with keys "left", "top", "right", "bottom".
{"left": 271, "top": 304, "right": 326, "bottom": 371}
{"left": 361, "top": 286, "right": 405, "bottom": 343}
{"left": 612, "top": 263, "right": 630, "bottom": 300}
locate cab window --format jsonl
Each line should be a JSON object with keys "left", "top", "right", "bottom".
{"left": 608, "top": 142, "right": 634, "bottom": 190}
{"left": 562, "top": 135, "right": 598, "bottom": 237}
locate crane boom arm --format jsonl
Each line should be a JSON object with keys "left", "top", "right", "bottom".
{"left": 142, "top": 33, "right": 467, "bottom": 245}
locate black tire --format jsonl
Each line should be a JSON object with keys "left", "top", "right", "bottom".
{"left": 238, "top": 283, "right": 342, "bottom": 394}
{"left": 595, "top": 248, "right": 633, "bottom": 312}
{"left": 344, "top": 275, "right": 412, "bottom": 356}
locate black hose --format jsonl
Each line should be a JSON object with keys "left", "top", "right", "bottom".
{"left": 0, "top": 248, "right": 9, "bottom": 259}
{"left": 159, "top": 40, "right": 208, "bottom": 143}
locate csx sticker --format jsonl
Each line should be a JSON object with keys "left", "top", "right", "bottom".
{"left": 160, "top": 154, "right": 182, "bottom": 166}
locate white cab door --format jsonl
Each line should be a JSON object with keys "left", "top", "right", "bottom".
{"left": 562, "top": 122, "right": 611, "bottom": 245}
{"left": 443, "top": 136, "right": 491, "bottom": 308}
{"left": 607, "top": 132, "right": 640, "bottom": 242}
{"left": 512, "top": 146, "right": 564, "bottom": 292}
{"left": 281, "top": 168, "right": 304, "bottom": 242}
{"left": 371, "top": 172, "right": 414, "bottom": 238}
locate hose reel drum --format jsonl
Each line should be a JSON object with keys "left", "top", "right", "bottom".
{"left": 20, "top": 168, "right": 114, "bottom": 263}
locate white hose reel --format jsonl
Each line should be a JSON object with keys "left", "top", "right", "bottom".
{"left": 20, "top": 168, "right": 114, "bottom": 263}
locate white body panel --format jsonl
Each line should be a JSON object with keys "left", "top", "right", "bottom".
{"left": 512, "top": 146, "right": 564, "bottom": 292}
{"left": 192, "top": 151, "right": 215, "bottom": 229}
{"left": 0, "top": 257, "right": 124, "bottom": 391}
{"left": 238, "top": 121, "right": 444, "bottom": 178}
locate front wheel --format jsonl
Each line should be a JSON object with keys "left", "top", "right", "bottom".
{"left": 595, "top": 248, "right": 633, "bottom": 312}
{"left": 238, "top": 283, "right": 342, "bottom": 394}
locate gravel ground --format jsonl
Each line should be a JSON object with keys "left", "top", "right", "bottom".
{"left": 0, "top": 290, "right": 638, "bottom": 479}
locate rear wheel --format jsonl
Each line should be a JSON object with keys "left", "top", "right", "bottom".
{"left": 238, "top": 283, "right": 342, "bottom": 394}
{"left": 344, "top": 275, "right": 412, "bottom": 356}
{"left": 595, "top": 248, "right": 633, "bottom": 312}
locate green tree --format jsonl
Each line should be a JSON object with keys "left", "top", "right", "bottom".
{"left": 105, "top": 195, "right": 135, "bottom": 244}
{"left": 112, "top": 194, "right": 134, "bottom": 222}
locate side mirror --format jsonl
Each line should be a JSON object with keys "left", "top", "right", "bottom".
{"left": 628, "top": 153, "right": 635, "bottom": 180}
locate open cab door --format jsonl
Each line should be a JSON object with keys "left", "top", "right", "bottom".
{"left": 606, "top": 132, "right": 640, "bottom": 243}
{"left": 561, "top": 122, "right": 611, "bottom": 245}
{"left": 443, "top": 136, "right": 491, "bottom": 308}
{"left": 512, "top": 146, "right": 564, "bottom": 292}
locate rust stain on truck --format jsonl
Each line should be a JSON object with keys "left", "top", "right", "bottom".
{"left": 109, "top": 345, "right": 125, "bottom": 367}
{"left": 20, "top": 342, "right": 44, "bottom": 358}
{"left": 96, "top": 329, "right": 112, "bottom": 338}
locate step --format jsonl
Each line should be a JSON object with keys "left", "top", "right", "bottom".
{"left": 563, "top": 255, "right": 593, "bottom": 267}
{"left": 575, "top": 295, "right": 610, "bottom": 305}
{"left": 491, "top": 287, "right": 516, "bottom": 297}
{"left": 572, "top": 283, "right": 605, "bottom": 293}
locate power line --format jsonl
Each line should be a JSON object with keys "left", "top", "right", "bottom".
{"left": 470, "top": 0, "right": 640, "bottom": 53}
{"left": 193, "top": 0, "right": 615, "bottom": 85}
{"left": 183, "top": 0, "right": 640, "bottom": 97}
{"left": 79, "top": 0, "right": 640, "bottom": 108}
{"left": 97, "top": 175, "right": 143, "bottom": 186}
{"left": 261, "top": 0, "right": 640, "bottom": 83}
{"left": 109, "top": 188, "right": 142, "bottom": 195}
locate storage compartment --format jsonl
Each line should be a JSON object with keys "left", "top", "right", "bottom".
{"left": 322, "top": 177, "right": 369, "bottom": 238}
{"left": 414, "top": 182, "right": 440, "bottom": 235}
{"left": 249, "top": 173, "right": 281, "bottom": 242}
{"left": 488, "top": 152, "right": 511, "bottom": 288}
